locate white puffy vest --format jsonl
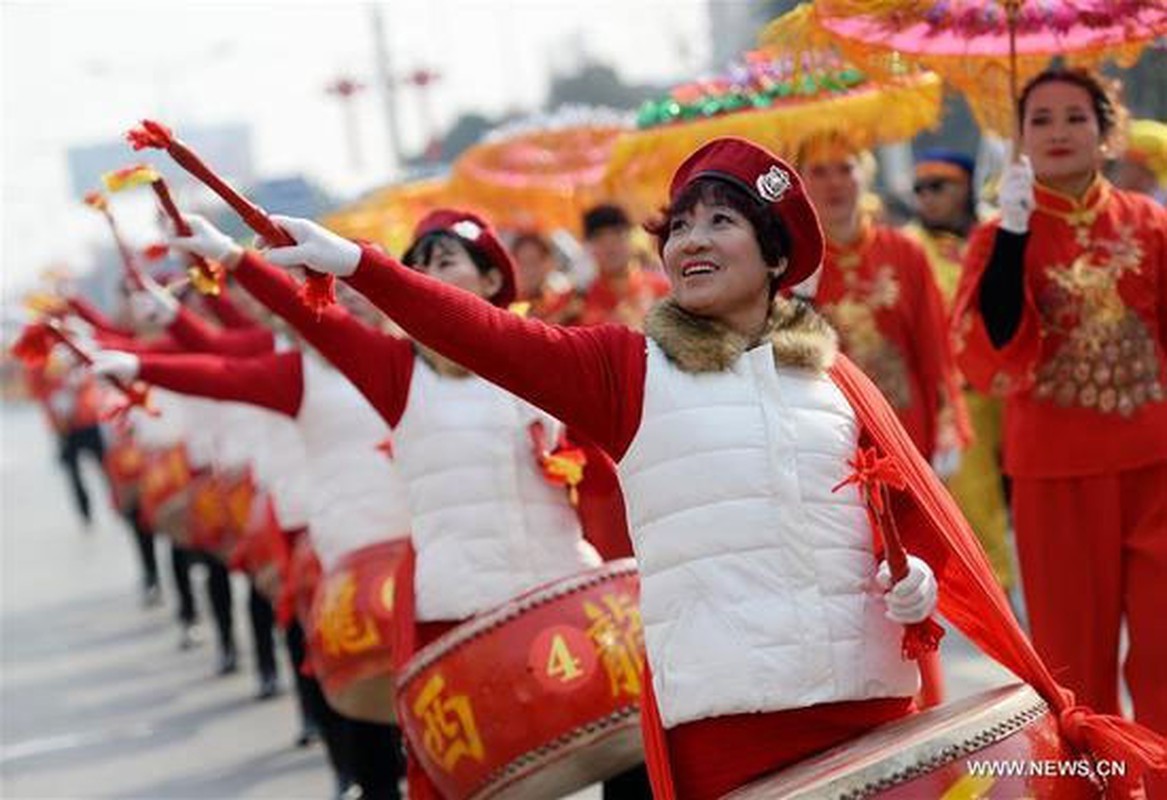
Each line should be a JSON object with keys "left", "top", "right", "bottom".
{"left": 297, "top": 357, "right": 411, "bottom": 572}
{"left": 394, "top": 357, "right": 600, "bottom": 621}
{"left": 132, "top": 388, "right": 186, "bottom": 449}
{"left": 619, "top": 341, "right": 918, "bottom": 729}
{"left": 213, "top": 398, "right": 310, "bottom": 531}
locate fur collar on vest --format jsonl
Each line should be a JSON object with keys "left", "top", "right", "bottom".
{"left": 644, "top": 296, "right": 838, "bottom": 374}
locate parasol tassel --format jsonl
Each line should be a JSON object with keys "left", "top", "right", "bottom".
{"left": 127, "top": 119, "right": 335, "bottom": 314}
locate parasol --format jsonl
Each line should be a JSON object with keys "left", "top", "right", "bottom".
{"left": 604, "top": 49, "right": 942, "bottom": 221}
{"left": 322, "top": 177, "right": 453, "bottom": 256}
{"left": 760, "top": 1, "right": 1167, "bottom": 137}
{"left": 449, "top": 105, "right": 632, "bottom": 234}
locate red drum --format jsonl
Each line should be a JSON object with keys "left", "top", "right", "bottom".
{"left": 729, "top": 683, "right": 1102, "bottom": 799}
{"left": 283, "top": 535, "right": 322, "bottom": 629}
{"left": 397, "top": 559, "right": 645, "bottom": 800}
{"left": 103, "top": 434, "right": 145, "bottom": 511}
{"left": 184, "top": 473, "right": 225, "bottom": 551}
{"left": 139, "top": 445, "right": 193, "bottom": 535}
{"left": 308, "top": 538, "right": 412, "bottom": 724}
{"left": 230, "top": 497, "right": 287, "bottom": 602}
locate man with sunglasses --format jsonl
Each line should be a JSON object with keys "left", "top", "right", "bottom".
{"left": 906, "top": 150, "right": 1016, "bottom": 597}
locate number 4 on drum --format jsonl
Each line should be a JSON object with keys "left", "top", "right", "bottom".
{"left": 530, "top": 626, "right": 598, "bottom": 692}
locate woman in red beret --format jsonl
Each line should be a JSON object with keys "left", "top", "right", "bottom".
{"left": 166, "top": 132, "right": 1167, "bottom": 798}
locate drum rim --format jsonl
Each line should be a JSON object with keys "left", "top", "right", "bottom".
{"left": 398, "top": 557, "right": 639, "bottom": 685}
{"left": 727, "top": 683, "right": 1053, "bottom": 799}
{"left": 469, "top": 706, "right": 641, "bottom": 800}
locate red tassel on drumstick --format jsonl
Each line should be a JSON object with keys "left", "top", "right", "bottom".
{"left": 126, "top": 119, "right": 336, "bottom": 314}
{"left": 11, "top": 320, "right": 157, "bottom": 419}
{"left": 834, "top": 448, "right": 946, "bottom": 660}
{"left": 102, "top": 164, "right": 225, "bottom": 296}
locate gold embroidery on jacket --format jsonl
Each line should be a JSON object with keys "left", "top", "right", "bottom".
{"left": 823, "top": 264, "right": 912, "bottom": 409}
{"left": 1033, "top": 228, "right": 1163, "bottom": 416}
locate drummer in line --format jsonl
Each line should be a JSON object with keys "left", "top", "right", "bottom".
{"left": 198, "top": 137, "right": 956, "bottom": 799}
{"left": 161, "top": 209, "right": 648, "bottom": 798}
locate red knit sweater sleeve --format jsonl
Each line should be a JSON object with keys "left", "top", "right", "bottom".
{"left": 137, "top": 350, "right": 304, "bottom": 417}
{"left": 346, "top": 246, "right": 647, "bottom": 458}
{"left": 204, "top": 286, "right": 258, "bottom": 330}
{"left": 167, "top": 305, "right": 275, "bottom": 357}
{"left": 95, "top": 330, "right": 185, "bottom": 354}
{"left": 233, "top": 251, "right": 414, "bottom": 426}
{"left": 68, "top": 297, "right": 134, "bottom": 337}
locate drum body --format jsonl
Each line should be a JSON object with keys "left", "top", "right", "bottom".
{"left": 728, "top": 683, "right": 1102, "bottom": 799}
{"left": 139, "top": 444, "right": 193, "bottom": 537}
{"left": 309, "top": 538, "right": 411, "bottom": 724}
{"left": 104, "top": 434, "right": 145, "bottom": 511}
{"left": 396, "top": 559, "right": 645, "bottom": 800}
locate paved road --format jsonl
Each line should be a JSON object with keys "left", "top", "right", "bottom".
{"left": 0, "top": 401, "right": 1018, "bottom": 798}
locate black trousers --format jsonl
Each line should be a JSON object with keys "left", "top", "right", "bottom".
{"left": 58, "top": 425, "right": 105, "bottom": 523}
{"left": 248, "top": 582, "right": 277, "bottom": 679}
{"left": 346, "top": 718, "right": 404, "bottom": 799}
{"left": 603, "top": 764, "right": 653, "bottom": 799}
{"left": 123, "top": 502, "right": 159, "bottom": 590}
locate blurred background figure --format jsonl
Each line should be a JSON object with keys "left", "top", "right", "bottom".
{"left": 578, "top": 203, "right": 669, "bottom": 327}
{"left": 1108, "top": 118, "right": 1167, "bottom": 204}
{"left": 904, "top": 150, "right": 1014, "bottom": 595}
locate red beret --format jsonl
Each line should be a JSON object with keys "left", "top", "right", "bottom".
{"left": 413, "top": 209, "right": 517, "bottom": 308}
{"left": 668, "top": 137, "right": 824, "bottom": 291}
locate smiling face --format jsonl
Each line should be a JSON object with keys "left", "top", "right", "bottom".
{"left": 407, "top": 233, "right": 502, "bottom": 300}
{"left": 1021, "top": 80, "right": 1104, "bottom": 187}
{"left": 662, "top": 197, "right": 774, "bottom": 325}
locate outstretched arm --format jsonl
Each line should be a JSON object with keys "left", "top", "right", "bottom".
{"left": 104, "top": 349, "right": 304, "bottom": 418}
{"left": 233, "top": 252, "right": 414, "bottom": 427}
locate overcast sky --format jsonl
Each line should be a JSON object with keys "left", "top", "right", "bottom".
{"left": 1, "top": 0, "right": 711, "bottom": 297}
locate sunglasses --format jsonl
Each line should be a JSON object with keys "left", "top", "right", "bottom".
{"left": 913, "top": 178, "right": 952, "bottom": 195}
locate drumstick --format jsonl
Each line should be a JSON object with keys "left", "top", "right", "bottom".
{"left": 126, "top": 119, "right": 336, "bottom": 315}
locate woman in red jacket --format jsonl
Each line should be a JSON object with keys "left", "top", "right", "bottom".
{"left": 952, "top": 68, "right": 1167, "bottom": 752}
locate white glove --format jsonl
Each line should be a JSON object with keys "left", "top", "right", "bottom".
{"left": 166, "top": 213, "right": 242, "bottom": 263}
{"left": 998, "top": 156, "right": 1035, "bottom": 235}
{"left": 128, "top": 276, "right": 179, "bottom": 327}
{"left": 259, "top": 215, "right": 361, "bottom": 277}
{"left": 876, "top": 555, "right": 938, "bottom": 625}
{"left": 930, "top": 446, "right": 962, "bottom": 480}
{"left": 90, "top": 350, "right": 140, "bottom": 383}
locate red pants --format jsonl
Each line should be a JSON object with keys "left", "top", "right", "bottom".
{"left": 665, "top": 697, "right": 914, "bottom": 799}
{"left": 1014, "top": 461, "right": 1167, "bottom": 738}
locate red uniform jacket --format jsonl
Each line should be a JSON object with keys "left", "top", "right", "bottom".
{"left": 951, "top": 179, "right": 1167, "bottom": 479}
{"left": 815, "top": 223, "right": 965, "bottom": 460}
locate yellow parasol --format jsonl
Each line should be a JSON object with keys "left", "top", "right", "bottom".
{"left": 604, "top": 49, "right": 941, "bottom": 221}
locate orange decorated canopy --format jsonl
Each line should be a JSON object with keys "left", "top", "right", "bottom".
{"left": 448, "top": 106, "right": 632, "bottom": 234}
{"left": 603, "top": 49, "right": 941, "bottom": 221}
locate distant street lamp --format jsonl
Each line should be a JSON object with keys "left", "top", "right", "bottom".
{"left": 399, "top": 68, "right": 443, "bottom": 162}
{"left": 326, "top": 76, "right": 367, "bottom": 171}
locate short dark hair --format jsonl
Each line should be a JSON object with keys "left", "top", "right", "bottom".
{"left": 1019, "top": 67, "right": 1123, "bottom": 144}
{"left": 582, "top": 204, "right": 630, "bottom": 239}
{"left": 645, "top": 177, "right": 792, "bottom": 298}
{"left": 403, "top": 231, "right": 495, "bottom": 278}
